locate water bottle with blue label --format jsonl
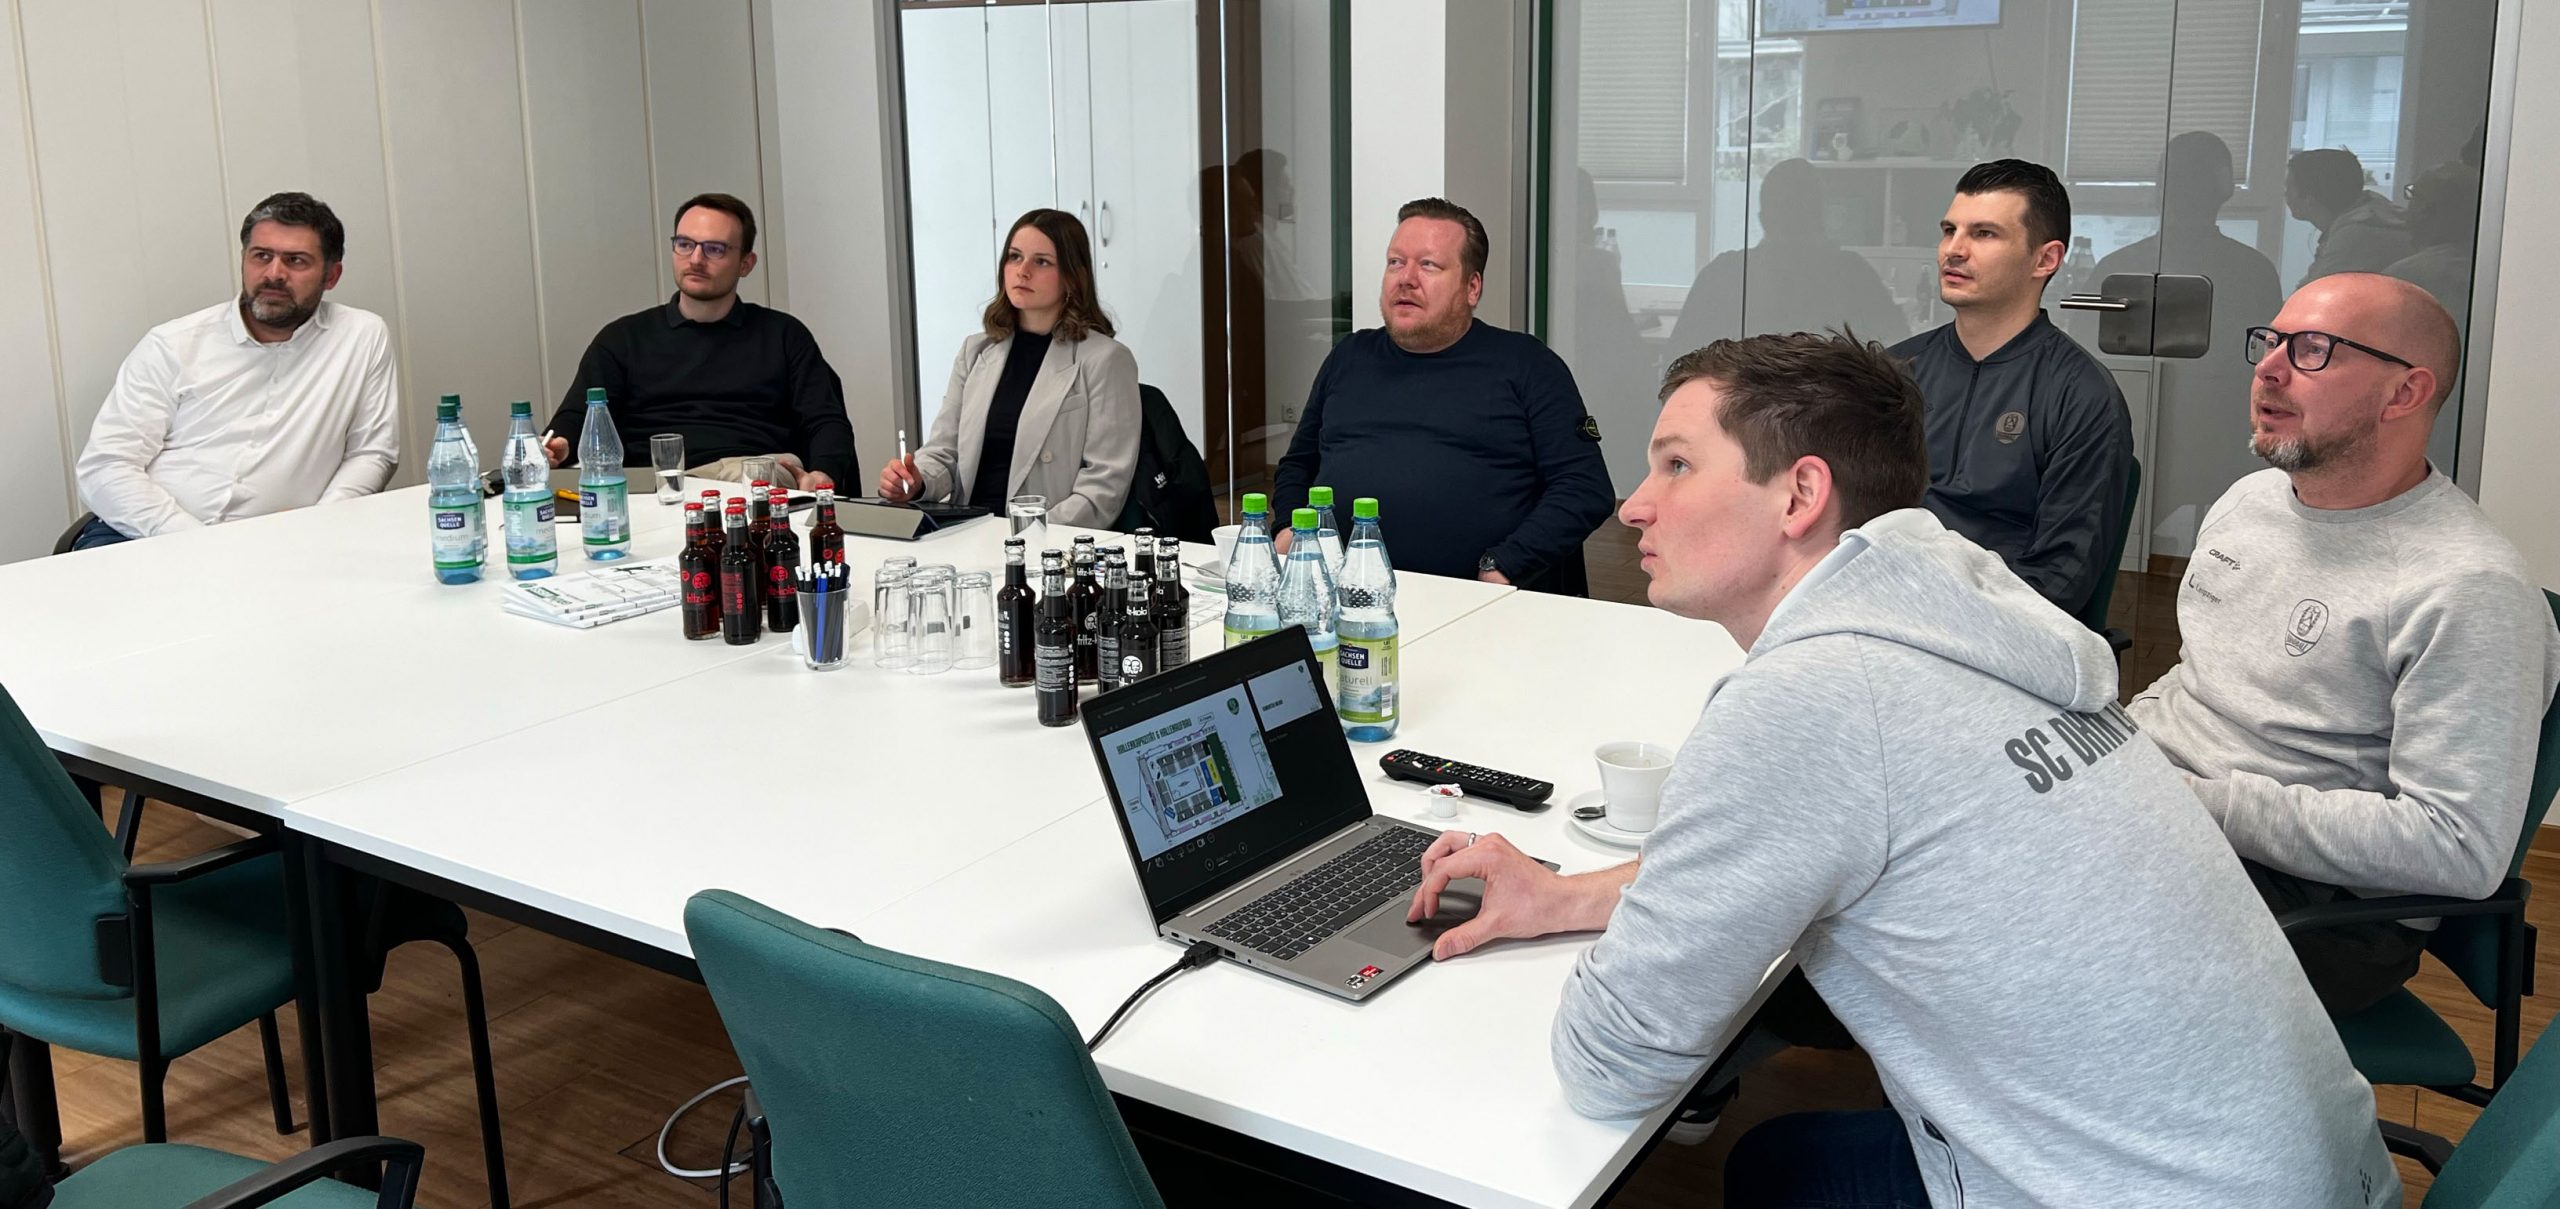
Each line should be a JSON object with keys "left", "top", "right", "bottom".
{"left": 500, "top": 400, "right": 557, "bottom": 579}
{"left": 426, "top": 395, "right": 483, "bottom": 584}
{"left": 1334, "top": 497, "right": 1398, "bottom": 741}
{"left": 576, "top": 387, "right": 631, "bottom": 560}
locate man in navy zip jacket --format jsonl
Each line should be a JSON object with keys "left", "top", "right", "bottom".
{"left": 1272, "top": 198, "right": 1615, "bottom": 594}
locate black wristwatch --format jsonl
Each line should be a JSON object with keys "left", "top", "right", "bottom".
{"left": 1477, "top": 552, "right": 1502, "bottom": 575}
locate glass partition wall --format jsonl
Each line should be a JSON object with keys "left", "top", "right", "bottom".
{"left": 1541, "top": 0, "right": 2500, "bottom": 680}
{"left": 892, "top": 0, "right": 1348, "bottom": 522}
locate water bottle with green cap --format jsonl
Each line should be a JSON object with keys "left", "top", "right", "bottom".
{"left": 576, "top": 386, "right": 631, "bottom": 560}
{"left": 1335, "top": 497, "right": 1397, "bottom": 739}
{"left": 1223, "top": 492, "right": 1284, "bottom": 648}
{"left": 1276, "top": 506, "right": 1339, "bottom": 671}
{"left": 426, "top": 395, "right": 483, "bottom": 584}
{"left": 1308, "top": 484, "right": 1345, "bottom": 579}
{"left": 500, "top": 401, "right": 557, "bottom": 579}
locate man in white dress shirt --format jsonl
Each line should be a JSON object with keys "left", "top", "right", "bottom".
{"left": 72, "top": 191, "right": 400, "bottom": 549}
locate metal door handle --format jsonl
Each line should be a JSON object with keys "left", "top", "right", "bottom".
{"left": 1099, "top": 200, "right": 1112, "bottom": 247}
{"left": 2059, "top": 294, "right": 2130, "bottom": 312}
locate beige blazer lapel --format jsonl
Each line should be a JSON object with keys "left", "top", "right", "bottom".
{"left": 951, "top": 335, "right": 1003, "bottom": 503}
{"left": 1005, "top": 336, "right": 1079, "bottom": 498}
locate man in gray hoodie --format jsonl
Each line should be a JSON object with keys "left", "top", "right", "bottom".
{"left": 1408, "top": 331, "right": 2394, "bottom": 1207}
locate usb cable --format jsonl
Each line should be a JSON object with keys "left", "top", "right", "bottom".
{"left": 1086, "top": 941, "right": 1223, "bottom": 1051}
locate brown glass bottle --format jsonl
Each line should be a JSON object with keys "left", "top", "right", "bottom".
{"left": 808, "top": 488, "right": 846, "bottom": 568}
{"left": 1130, "top": 527, "right": 1156, "bottom": 587}
{"left": 719, "top": 506, "right": 760, "bottom": 644}
{"left": 1153, "top": 535, "right": 1191, "bottom": 670}
{"left": 1068, "top": 536, "right": 1101, "bottom": 684}
{"left": 1117, "top": 566, "right": 1158, "bottom": 686}
{"left": 678, "top": 504, "right": 719, "bottom": 640}
{"left": 1095, "top": 551, "right": 1128, "bottom": 693}
{"left": 1034, "top": 549, "right": 1078, "bottom": 726}
{"left": 763, "top": 490, "right": 799, "bottom": 632}
{"left": 997, "top": 538, "right": 1036, "bottom": 687}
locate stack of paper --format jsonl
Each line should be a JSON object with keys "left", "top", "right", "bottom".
{"left": 501, "top": 561, "right": 682, "bottom": 628}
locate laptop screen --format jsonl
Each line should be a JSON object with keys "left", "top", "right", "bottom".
{"left": 1082, "top": 627, "right": 1373, "bottom": 921}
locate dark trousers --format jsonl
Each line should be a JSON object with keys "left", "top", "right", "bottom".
{"left": 1725, "top": 1110, "right": 1931, "bottom": 1209}
{"left": 69, "top": 516, "right": 132, "bottom": 550}
{"left": 2243, "top": 859, "right": 2429, "bottom": 1015}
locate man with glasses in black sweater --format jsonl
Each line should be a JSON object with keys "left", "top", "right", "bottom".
{"left": 544, "top": 192, "right": 856, "bottom": 489}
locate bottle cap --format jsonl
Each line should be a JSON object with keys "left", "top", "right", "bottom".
{"left": 685, "top": 502, "right": 703, "bottom": 513}
{"left": 1353, "top": 497, "right": 1380, "bottom": 520}
{"left": 585, "top": 387, "right": 608, "bottom": 403}
{"left": 1292, "top": 508, "right": 1319, "bottom": 530}
{"left": 1309, "top": 486, "right": 1334, "bottom": 506}
{"left": 435, "top": 400, "right": 459, "bottom": 422}
{"left": 509, "top": 400, "right": 532, "bottom": 416}
{"left": 1242, "top": 492, "right": 1269, "bottom": 514}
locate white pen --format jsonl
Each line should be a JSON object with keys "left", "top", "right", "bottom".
{"left": 896, "top": 428, "right": 915, "bottom": 492}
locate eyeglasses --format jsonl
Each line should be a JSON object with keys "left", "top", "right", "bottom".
{"left": 2242, "top": 326, "right": 2415, "bottom": 373}
{"left": 670, "top": 236, "right": 734, "bottom": 262}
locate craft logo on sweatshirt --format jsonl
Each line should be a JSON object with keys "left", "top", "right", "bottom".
{"left": 2002, "top": 702, "right": 2143, "bottom": 794}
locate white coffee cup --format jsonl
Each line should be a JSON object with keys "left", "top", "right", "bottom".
{"left": 1211, "top": 524, "right": 1243, "bottom": 571}
{"left": 1595, "top": 741, "right": 1676, "bottom": 833}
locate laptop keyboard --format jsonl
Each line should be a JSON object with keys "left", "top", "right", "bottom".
{"left": 1204, "top": 826, "right": 1436, "bottom": 960}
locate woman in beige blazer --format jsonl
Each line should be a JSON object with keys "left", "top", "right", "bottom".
{"left": 877, "top": 208, "right": 1140, "bottom": 528}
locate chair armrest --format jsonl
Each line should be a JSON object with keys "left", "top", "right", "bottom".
{"left": 2277, "top": 880, "right": 2528, "bottom": 935}
{"left": 124, "top": 835, "right": 278, "bottom": 887}
{"left": 185, "top": 1135, "right": 426, "bottom": 1208}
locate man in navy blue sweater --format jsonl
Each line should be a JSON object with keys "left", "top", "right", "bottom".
{"left": 1272, "top": 199, "right": 1615, "bottom": 594}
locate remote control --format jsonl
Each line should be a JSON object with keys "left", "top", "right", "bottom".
{"left": 1378, "top": 749, "right": 1555, "bottom": 811}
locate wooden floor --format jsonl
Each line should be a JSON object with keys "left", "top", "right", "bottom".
{"left": 26, "top": 527, "right": 2553, "bottom": 1208}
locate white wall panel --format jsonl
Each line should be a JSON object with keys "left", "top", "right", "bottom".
{"left": 0, "top": 4, "right": 68, "bottom": 558}
{"left": 518, "top": 0, "right": 659, "bottom": 410}
{"left": 20, "top": 0, "right": 233, "bottom": 460}
{"left": 207, "top": 0, "right": 405, "bottom": 443}
{"left": 643, "top": 0, "right": 769, "bottom": 306}
{"left": 372, "top": 0, "right": 545, "bottom": 458}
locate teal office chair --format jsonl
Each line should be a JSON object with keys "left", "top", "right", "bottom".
{"left": 0, "top": 1079, "right": 423, "bottom": 1208}
{"left": 0, "top": 682, "right": 510, "bottom": 1207}
{"left": 2417, "top": 1021, "right": 2560, "bottom": 1209}
{"left": 684, "top": 890, "right": 1165, "bottom": 1209}
{"left": 0, "top": 683, "right": 304, "bottom": 1157}
{"left": 2280, "top": 589, "right": 2560, "bottom": 1170}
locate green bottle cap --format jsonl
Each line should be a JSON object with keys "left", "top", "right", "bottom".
{"left": 1241, "top": 492, "right": 1269, "bottom": 514}
{"left": 1308, "top": 485, "right": 1334, "bottom": 506}
{"left": 586, "top": 386, "right": 608, "bottom": 403}
{"left": 1292, "top": 508, "right": 1319, "bottom": 530}
{"left": 435, "top": 400, "right": 459, "bottom": 422}
{"left": 439, "top": 392, "right": 461, "bottom": 408}
{"left": 1352, "top": 497, "right": 1379, "bottom": 520}
{"left": 509, "top": 400, "right": 533, "bottom": 416}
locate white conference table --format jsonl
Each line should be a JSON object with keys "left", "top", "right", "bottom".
{"left": 2, "top": 486, "right": 1773, "bottom": 1207}
{"left": 850, "top": 591, "right": 1762, "bottom": 1209}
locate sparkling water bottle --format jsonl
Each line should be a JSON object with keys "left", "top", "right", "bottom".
{"left": 426, "top": 396, "right": 483, "bottom": 584}
{"left": 1308, "top": 484, "right": 1345, "bottom": 580}
{"left": 576, "top": 387, "right": 631, "bottom": 560}
{"left": 500, "top": 401, "right": 557, "bottom": 579}
{"left": 1276, "top": 507, "right": 1338, "bottom": 671}
{"left": 1223, "top": 493, "right": 1283, "bottom": 648}
{"left": 1335, "top": 497, "right": 1398, "bottom": 741}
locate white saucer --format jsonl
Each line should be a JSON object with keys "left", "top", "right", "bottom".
{"left": 1565, "top": 789, "right": 1650, "bottom": 848}
{"left": 1187, "top": 559, "right": 1228, "bottom": 593}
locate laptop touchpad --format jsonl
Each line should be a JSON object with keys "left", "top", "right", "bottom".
{"left": 1348, "top": 877, "right": 1481, "bottom": 951}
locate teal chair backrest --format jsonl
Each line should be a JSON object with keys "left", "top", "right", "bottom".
{"left": 0, "top": 683, "right": 129, "bottom": 1000}
{"left": 2422, "top": 1023, "right": 2560, "bottom": 1207}
{"left": 683, "top": 890, "right": 1165, "bottom": 1209}
{"left": 2427, "top": 590, "right": 2560, "bottom": 1007}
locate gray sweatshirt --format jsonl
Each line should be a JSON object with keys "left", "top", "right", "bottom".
{"left": 2129, "top": 468, "right": 2560, "bottom": 905}
{"left": 1552, "top": 509, "right": 2395, "bottom": 1209}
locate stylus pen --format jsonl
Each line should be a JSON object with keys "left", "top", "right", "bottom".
{"left": 896, "top": 428, "right": 914, "bottom": 493}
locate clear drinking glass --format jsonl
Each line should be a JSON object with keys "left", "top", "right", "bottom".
{"left": 743, "top": 455, "right": 781, "bottom": 492}
{"left": 651, "top": 434, "right": 686, "bottom": 504}
{"left": 906, "top": 564, "right": 957, "bottom": 675}
{"left": 953, "top": 570, "right": 997, "bottom": 670}
{"left": 1007, "top": 494, "right": 1048, "bottom": 553}
{"left": 872, "top": 563, "right": 917, "bottom": 669}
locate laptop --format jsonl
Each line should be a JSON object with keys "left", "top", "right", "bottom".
{"left": 1081, "top": 626, "right": 1481, "bottom": 1001}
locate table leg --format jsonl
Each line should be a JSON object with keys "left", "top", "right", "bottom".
{"left": 281, "top": 831, "right": 333, "bottom": 1145}
{"left": 294, "top": 834, "right": 379, "bottom": 1142}
{"left": 3, "top": 1031, "right": 68, "bottom": 1182}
